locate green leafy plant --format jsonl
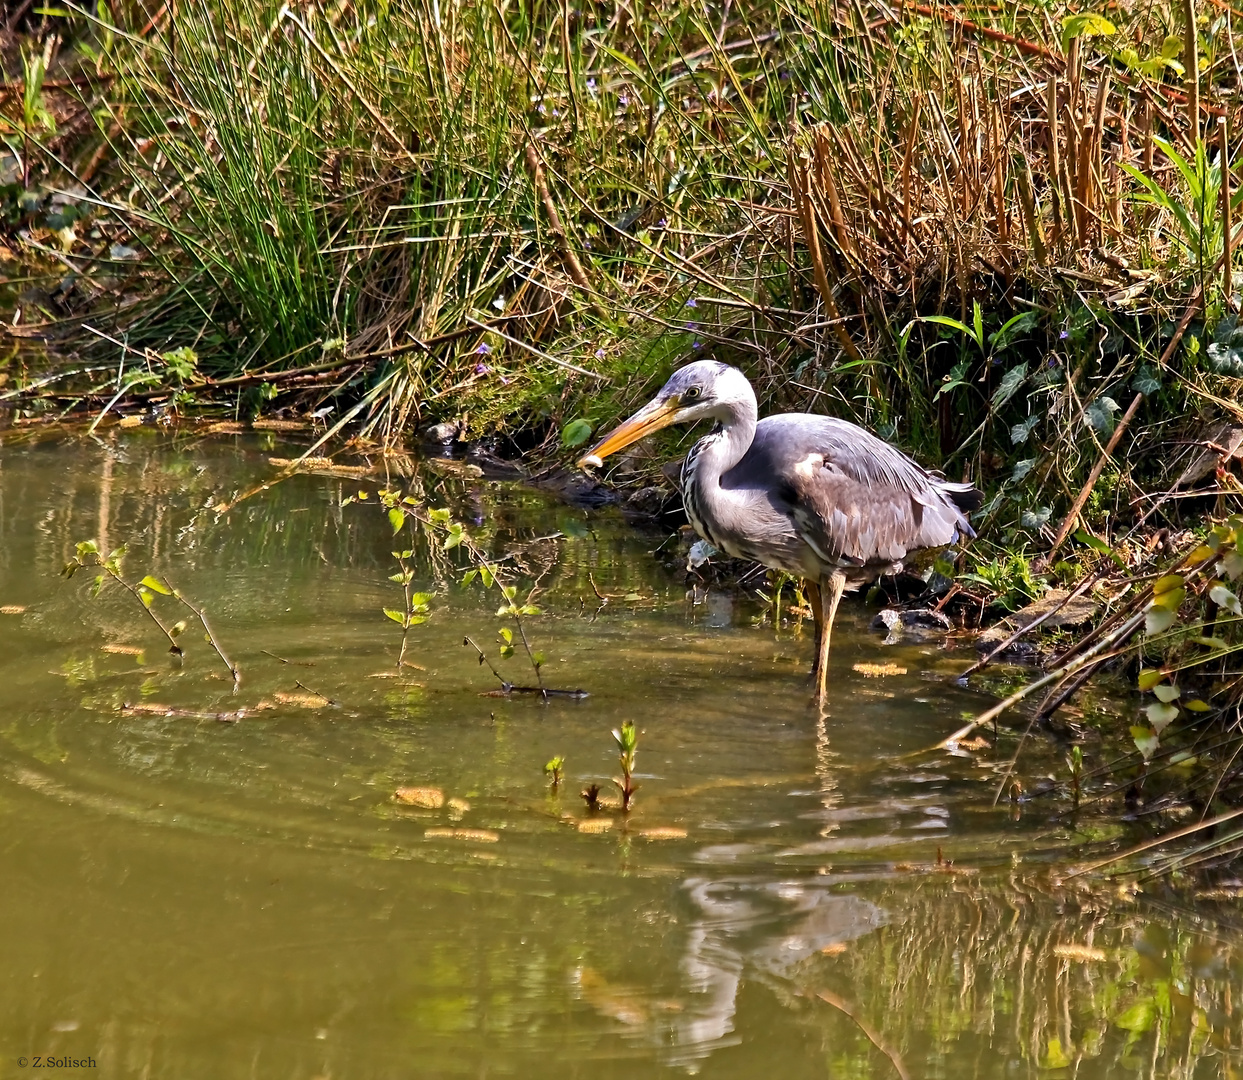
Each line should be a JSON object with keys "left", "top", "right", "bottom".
{"left": 62, "top": 540, "right": 238, "bottom": 684}
{"left": 1122, "top": 136, "right": 1237, "bottom": 295}
{"left": 545, "top": 756, "right": 565, "bottom": 790}
{"left": 352, "top": 486, "right": 560, "bottom": 695}
{"left": 961, "top": 554, "right": 1045, "bottom": 612}
{"left": 612, "top": 720, "right": 638, "bottom": 812}
{"left": 0, "top": 40, "right": 56, "bottom": 188}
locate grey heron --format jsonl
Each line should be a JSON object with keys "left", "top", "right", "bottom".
{"left": 578, "top": 360, "right": 981, "bottom": 702}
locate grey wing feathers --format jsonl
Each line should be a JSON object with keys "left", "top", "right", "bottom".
{"left": 738, "top": 414, "right": 978, "bottom": 566}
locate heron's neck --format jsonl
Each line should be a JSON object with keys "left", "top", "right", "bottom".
{"left": 689, "top": 396, "right": 757, "bottom": 487}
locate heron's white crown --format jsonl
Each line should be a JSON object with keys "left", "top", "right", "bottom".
{"left": 661, "top": 360, "right": 756, "bottom": 427}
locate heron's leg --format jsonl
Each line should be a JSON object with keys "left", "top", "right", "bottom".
{"left": 804, "top": 579, "right": 823, "bottom": 677}
{"left": 815, "top": 571, "right": 847, "bottom": 704}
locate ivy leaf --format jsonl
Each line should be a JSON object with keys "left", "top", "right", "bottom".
{"left": 1020, "top": 506, "right": 1052, "bottom": 529}
{"left": 1010, "top": 417, "right": 1040, "bottom": 446}
{"left": 1153, "top": 683, "right": 1181, "bottom": 703}
{"left": 991, "top": 363, "right": 1028, "bottom": 408}
{"left": 479, "top": 565, "right": 494, "bottom": 589}
{"left": 499, "top": 628, "right": 513, "bottom": 644}
{"left": 1186, "top": 699, "right": 1214, "bottom": 712}
{"left": 139, "top": 575, "right": 172, "bottom": 595}
{"left": 1085, "top": 396, "right": 1120, "bottom": 433}
{"left": 1137, "top": 668, "right": 1164, "bottom": 691}
{"left": 461, "top": 569, "right": 478, "bottom": 587}
{"left": 388, "top": 508, "right": 406, "bottom": 534}
{"left": 383, "top": 608, "right": 407, "bottom": 626}
{"left": 1010, "top": 457, "right": 1037, "bottom": 482}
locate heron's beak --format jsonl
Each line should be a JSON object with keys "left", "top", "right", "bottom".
{"left": 577, "top": 397, "right": 678, "bottom": 469}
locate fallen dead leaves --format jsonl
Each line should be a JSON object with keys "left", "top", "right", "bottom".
{"left": 577, "top": 818, "right": 612, "bottom": 834}
{"left": 424, "top": 827, "right": 499, "bottom": 843}
{"left": 638, "top": 826, "right": 688, "bottom": 841}
{"left": 852, "top": 661, "right": 907, "bottom": 677}
{"left": 395, "top": 786, "right": 445, "bottom": 809}
{"left": 272, "top": 690, "right": 330, "bottom": 708}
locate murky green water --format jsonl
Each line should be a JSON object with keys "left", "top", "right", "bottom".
{"left": 0, "top": 431, "right": 1240, "bottom": 1079}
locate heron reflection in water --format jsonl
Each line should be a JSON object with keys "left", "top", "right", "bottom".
{"left": 579, "top": 360, "right": 982, "bottom": 702}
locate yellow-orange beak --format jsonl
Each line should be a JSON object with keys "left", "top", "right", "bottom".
{"left": 576, "top": 398, "right": 679, "bottom": 469}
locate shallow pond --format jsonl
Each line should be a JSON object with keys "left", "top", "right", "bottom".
{"left": 0, "top": 430, "right": 1240, "bottom": 1079}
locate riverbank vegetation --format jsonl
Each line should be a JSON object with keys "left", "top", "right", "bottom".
{"left": 6, "top": 0, "right": 1243, "bottom": 872}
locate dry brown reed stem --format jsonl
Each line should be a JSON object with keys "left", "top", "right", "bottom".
{"left": 1076, "top": 122, "right": 1094, "bottom": 248}
{"left": 523, "top": 143, "right": 607, "bottom": 320}
{"left": 929, "top": 607, "right": 1149, "bottom": 753}
{"left": 1065, "top": 805, "right": 1243, "bottom": 878}
{"left": 1047, "top": 77, "right": 1063, "bottom": 237}
{"left": 959, "top": 569, "right": 1104, "bottom": 679}
{"left": 1015, "top": 161, "right": 1048, "bottom": 264}
{"left": 1048, "top": 293, "right": 1202, "bottom": 558}
{"left": 788, "top": 141, "right": 862, "bottom": 362}
{"left": 905, "top": 2, "right": 1060, "bottom": 63}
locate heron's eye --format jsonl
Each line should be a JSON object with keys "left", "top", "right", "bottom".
{"left": 683, "top": 386, "right": 702, "bottom": 402}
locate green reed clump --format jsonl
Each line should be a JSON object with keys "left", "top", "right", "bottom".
{"left": 6, "top": 0, "right": 1240, "bottom": 547}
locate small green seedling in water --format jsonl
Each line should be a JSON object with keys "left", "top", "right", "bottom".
{"left": 612, "top": 720, "right": 639, "bottom": 812}
{"left": 62, "top": 540, "right": 239, "bottom": 686}
{"left": 545, "top": 756, "right": 565, "bottom": 790}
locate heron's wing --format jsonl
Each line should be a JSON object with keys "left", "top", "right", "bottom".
{"left": 730, "top": 415, "right": 977, "bottom": 567}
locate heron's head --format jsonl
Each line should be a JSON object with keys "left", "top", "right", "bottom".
{"left": 577, "top": 360, "right": 751, "bottom": 468}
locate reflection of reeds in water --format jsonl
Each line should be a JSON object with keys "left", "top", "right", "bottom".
{"left": 804, "top": 877, "right": 1242, "bottom": 1076}
{"left": 568, "top": 865, "right": 1243, "bottom": 1075}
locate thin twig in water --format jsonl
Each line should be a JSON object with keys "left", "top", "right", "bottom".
{"left": 295, "top": 680, "right": 338, "bottom": 706}
{"left": 463, "top": 636, "right": 513, "bottom": 691}
{"left": 261, "top": 650, "right": 316, "bottom": 666}
{"left": 1064, "top": 806, "right": 1243, "bottom": 878}
{"left": 166, "top": 578, "right": 239, "bottom": 686}
{"left": 806, "top": 987, "right": 910, "bottom": 1080}
{"left": 958, "top": 570, "right": 1103, "bottom": 678}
